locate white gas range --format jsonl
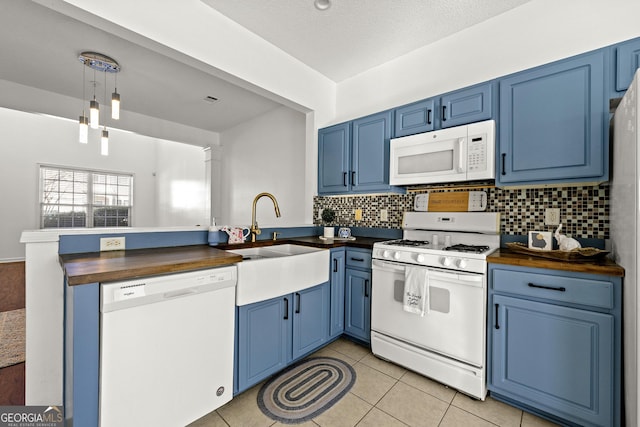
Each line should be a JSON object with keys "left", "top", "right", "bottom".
{"left": 371, "top": 211, "right": 500, "bottom": 400}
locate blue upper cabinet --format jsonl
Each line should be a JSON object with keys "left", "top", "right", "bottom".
{"left": 351, "top": 110, "right": 394, "bottom": 193}
{"left": 497, "top": 50, "right": 608, "bottom": 186}
{"left": 394, "top": 98, "right": 436, "bottom": 137}
{"left": 440, "top": 82, "right": 494, "bottom": 128}
{"left": 614, "top": 37, "right": 640, "bottom": 94}
{"left": 319, "top": 110, "right": 401, "bottom": 195}
{"left": 393, "top": 82, "right": 494, "bottom": 137}
{"left": 318, "top": 122, "right": 351, "bottom": 194}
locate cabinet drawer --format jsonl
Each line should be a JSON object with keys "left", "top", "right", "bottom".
{"left": 346, "top": 249, "right": 372, "bottom": 269}
{"left": 492, "top": 269, "right": 613, "bottom": 309}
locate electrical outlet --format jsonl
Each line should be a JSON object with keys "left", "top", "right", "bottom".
{"left": 545, "top": 208, "right": 561, "bottom": 226}
{"left": 100, "top": 236, "right": 126, "bottom": 251}
{"left": 354, "top": 209, "right": 363, "bottom": 221}
{"left": 380, "top": 209, "right": 388, "bottom": 221}
{"left": 318, "top": 208, "right": 324, "bottom": 221}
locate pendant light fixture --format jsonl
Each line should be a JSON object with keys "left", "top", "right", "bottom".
{"left": 89, "top": 73, "right": 100, "bottom": 129}
{"left": 78, "top": 115, "right": 89, "bottom": 143}
{"left": 78, "top": 63, "right": 89, "bottom": 143}
{"left": 101, "top": 128, "right": 109, "bottom": 156}
{"left": 101, "top": 71, "right": 109, "bottom": 156}
{"left": 111, "top": 72, "right": 120, "bottom": 120}
{"left": 78, "top": 52, "right": 121, "bottom": 154}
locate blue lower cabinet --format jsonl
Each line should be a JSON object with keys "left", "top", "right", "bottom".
{"left": 292, "top": 284, "right": 330, "bottom": 359}
{"left": 329, "top": 248, "right": 346, "bottom": 339}
{"left": 344, "top": 268, "right": 371, "bottom": 343}
{"left": 236, "top": 296, "right": 291, "bottom": 394}
{"left": 488, "top": 264, "right": 621, "bottom": 427}
{"left": 492, "top": 295, "right": 613, "bottom": 426}
{"left": 236, "top": 282, "right": 330, "bottom": 394}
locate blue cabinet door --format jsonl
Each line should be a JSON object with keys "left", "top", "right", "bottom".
{"left": 490, "top": 294, "right": 614, "bottom": 426}
{"left": 614, "top": 37, "right": 640, "bottom": 93}
{"left": 497, "top": 50, "right": 608, "bottom": 186}
{"left": 394, "top": 98, "right": 436, "bottom": 137}
{"left": 440, "top": 82, "right": 493, "bottom": 128}
{"left": 292, "top": 282, "right": 330, "bottom": 359}
{"left": 329, "top": 249, "right": 346, "bottom": 339}
{"left": 236, "top": 296, "right": 291, "bottom": 393}
{"left": 318, "top": 122, "right": 350, "bottom": 194}
{"left": 351, "top": 110, "right": 394, "bottom": 193}
{"left": 344, "top": 268, "right": 371, "bottom": 343}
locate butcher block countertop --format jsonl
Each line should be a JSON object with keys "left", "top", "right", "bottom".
{"left": 60, "top": 245, "right": 242, "bottom": 286}
{"left": 488, "top": 249, "right": 624, "bottom": 277}
{"left": 60, "top": 236, "right": 385, "bottom": 286}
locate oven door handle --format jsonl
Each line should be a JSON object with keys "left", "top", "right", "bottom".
{"left": 372, "top": 259, "right": 407, "bottom": 272}
{"left": 427, "top": 270, "right": 484, "bottom": 288}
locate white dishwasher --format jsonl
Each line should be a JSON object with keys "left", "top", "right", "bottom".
{"left": 99, "top": 266, "right": 237, "bottom": 427}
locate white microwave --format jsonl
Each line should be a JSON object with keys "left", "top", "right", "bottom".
{"left": 389, "top": 119, "right": 495, "bottom": 186}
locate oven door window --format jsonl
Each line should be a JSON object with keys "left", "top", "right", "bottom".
{"left": 372, "top": 265, "right": 485, "bottom": 367}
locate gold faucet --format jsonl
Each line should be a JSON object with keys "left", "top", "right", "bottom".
{"left": 250, "top": 192, "right": 281, "bottom": 242}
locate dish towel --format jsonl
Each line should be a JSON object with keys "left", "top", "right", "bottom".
{"left": 403, "top": 266, "right": 429, "bottom": 316}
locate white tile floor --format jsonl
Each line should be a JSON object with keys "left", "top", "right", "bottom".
{"left": 189, "top": 338, "right": 560, "bottom": 427}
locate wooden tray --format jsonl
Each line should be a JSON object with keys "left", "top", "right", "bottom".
{"left": 506, "top": 242, "right": 609, "bottom": 261}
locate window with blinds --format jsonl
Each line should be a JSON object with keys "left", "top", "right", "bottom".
{"left": 40, "top": 165, "right": 133, "bottom": 228}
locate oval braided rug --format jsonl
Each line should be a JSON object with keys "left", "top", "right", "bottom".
{"left": 257, "top": 357, "right": 356, "bottom": 424}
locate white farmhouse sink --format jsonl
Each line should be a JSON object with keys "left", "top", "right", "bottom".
{"left": 228, "top": 244, "right": 329, "bottom": 305}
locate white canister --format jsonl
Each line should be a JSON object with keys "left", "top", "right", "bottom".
{"left": 323, "top": 227, "right": 334, "bottom": 238}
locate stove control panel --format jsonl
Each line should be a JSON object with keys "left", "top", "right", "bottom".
{"left": 373, "top": 248, "right": 487, "bottom": 274}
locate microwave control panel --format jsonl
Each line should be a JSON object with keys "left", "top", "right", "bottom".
{"left": 467, "top": 136, "right": 487, "bottom": 172}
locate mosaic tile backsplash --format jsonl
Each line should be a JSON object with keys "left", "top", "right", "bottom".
{"left": 313, "top": 184, "right": 609, "bottom": 239}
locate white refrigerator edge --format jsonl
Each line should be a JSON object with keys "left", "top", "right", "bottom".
{"left": 611, "top": 69, "right": 640, "bottom": 427}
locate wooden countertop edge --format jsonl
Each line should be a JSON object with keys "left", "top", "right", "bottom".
{"left": 60, "top": 237, "right": 383, "bottom": 286}
{"left": 60, "top": 245, "right": 242, "bottom": 286}
{"left": 488, "top": 249, "right": 625, "bottom": 277}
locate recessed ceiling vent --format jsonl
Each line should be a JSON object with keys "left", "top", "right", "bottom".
{"left": 204, "top": 96, "right": 219, "bottom": 104}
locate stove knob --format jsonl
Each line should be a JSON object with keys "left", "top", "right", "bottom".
{"left": 456, "top": 258, "right": 468, "bottom": 269}
{"left": 383, "top": 250, "right": 391, "bottom": 258}
{"left": 416, "top": 254, "right": 426, "bottom": 263}
{"left": 393, "top": 252, "right": 402, "bottom": 260}
{"left": 440, "top": 257, "right": 452, "bottom": 267}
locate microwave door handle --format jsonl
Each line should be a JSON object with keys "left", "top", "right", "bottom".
{"left": 457, "top": 138, "right": 466, "bottom": 173}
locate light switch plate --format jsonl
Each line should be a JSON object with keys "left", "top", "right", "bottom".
{"left": 545, "top": 208, "right": 561, "bottom": 225}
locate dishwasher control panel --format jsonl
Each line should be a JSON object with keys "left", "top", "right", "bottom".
{"left": 101, "top": 266, "right": 237, "bottom": 311}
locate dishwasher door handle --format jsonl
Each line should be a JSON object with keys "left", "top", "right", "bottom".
{"left": 163, "top": 288, "right": 198, "bottom": 299}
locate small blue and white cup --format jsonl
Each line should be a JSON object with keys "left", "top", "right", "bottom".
{"left": 338, "top": 227, "right": 352, "bottom": 239}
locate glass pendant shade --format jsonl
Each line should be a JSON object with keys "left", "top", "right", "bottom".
{"left": 78, "top": 115, "right": 89, "bottom": 143}
{"left": 101, "top": 129, "right": 109, "bottom": 156}
{"left": 111, "top": 91, "right": 120, "bottom": 120}
{"left": 90, "top": 99, "right": 100, "bottom": 129}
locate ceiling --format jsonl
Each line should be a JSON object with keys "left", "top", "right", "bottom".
{"left": 201, "top": 0, "right": 531, "bottom": 82}
{"left": 0, "top": 0, "right": 530, "bottom": 142}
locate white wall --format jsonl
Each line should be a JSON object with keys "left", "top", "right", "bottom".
{"left": 219, "top": 106, "right": 306, "bottom": 228}
{"left": 335, "top": 0, "right": 640, "bottom": 123}
{"left": 0, "top": 107, "right": 209, "bottom": 260}
{"left": 155, "top": 140, "right": 209, "bottom": 227}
